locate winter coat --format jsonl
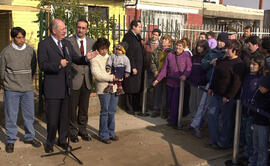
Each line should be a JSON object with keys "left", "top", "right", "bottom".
{"left": 157, "top": 51, "right": 192, "bottom": 87}
{"left": 201, "top": 47, "right": 226, "bottom": 81}
{"left": 122, "top": 30, "right": 144, "bottom": 93}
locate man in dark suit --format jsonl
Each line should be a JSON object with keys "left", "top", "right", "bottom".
{"left": 67, "top": 19, "right": 95, "bottom": 143}
{"left": 122, "top": 20, "right": 143, "bottom": 114}
{"left": 38, "top": 19, "right": 97, "bottom": 153}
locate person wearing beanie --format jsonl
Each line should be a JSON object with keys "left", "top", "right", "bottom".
{"left": 104, "top": 43, "right": 131, "bottom": 96}
{"left": 227, "top": 27, "right": 238, "bottom": 40}
{"left": 189, "top": 32, "right": 228, "bottom": 138}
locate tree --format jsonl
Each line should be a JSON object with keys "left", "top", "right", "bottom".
{"left": 37, "top": 0, "right": 116, "bottom": 39}
{"left": 37, "top": 0, "right": 86, "bottom": 36}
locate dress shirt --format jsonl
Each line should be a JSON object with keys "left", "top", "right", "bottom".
{"left": 76, "top": 35, "right": 86, "bottom": 56}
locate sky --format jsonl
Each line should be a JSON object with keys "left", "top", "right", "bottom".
{"left": 223, "top": 0, "right": 270, "bottom": 10}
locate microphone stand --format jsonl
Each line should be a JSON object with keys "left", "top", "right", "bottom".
{"left": 41, "top": 45, "right": 83, "bottom": 165}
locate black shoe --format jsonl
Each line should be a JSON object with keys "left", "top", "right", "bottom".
{"left": 57, "top": 142, "right": 72, "bottom": 151}
{"left": 151, "top": 111, "right": 160, "bottom": 118}
{"left": 79, "top": 133, "right": 91, "bottom": 141}
{"left": 126, "top": 110, "right": 135, "bottom": 115}
{"left": 44, "top": 144, "right": 54, "bottom": 153}
{"left": 110, "top": 135, "right": 119, "bottom": 141}
{"left": 24, "top": 139, "right": 41, "bottom": 148}
{"left": 161, "top": 112, "right": 168, "bottom": 119}
{"left": 70, "top": 135, "right": 79, "bottom": 143}
{"left": 101, "top": 139, "right": 111, "bottom": 144}
{"left": 5, "top": 143, "right": 14, "bottom": 153}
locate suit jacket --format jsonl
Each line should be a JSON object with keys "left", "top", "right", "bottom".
{"left": 122, "top": 30, "right": 144, "bottom": 93}
{"left": 38, "top": 36, "right": 88, "bottom": 99}
{"left": 67, "top": 35, "right": 95, "bottom": 90}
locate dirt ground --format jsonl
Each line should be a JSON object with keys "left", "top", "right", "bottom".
{"left": 0, "top": 95, "right": 233, "bottom": 166}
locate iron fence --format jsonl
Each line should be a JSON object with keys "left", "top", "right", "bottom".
{"left": 36, "top": 12, "right": 270, "bottom": 112}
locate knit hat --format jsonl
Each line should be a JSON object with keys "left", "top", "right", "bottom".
{"left": 227, "top": 27, "right": 237, "bottom": 35}
{"left": 217, "top": 32, "right": 228, "bottom": 43}
{"left": 115, "top": 42, "right": 128, "bottom": 54}
{"left": 115, "top": 44, "right": 125, "bottom": 54}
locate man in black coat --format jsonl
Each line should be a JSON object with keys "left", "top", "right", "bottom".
{"left": 122, "top": 20, "right": 143, "bottom": 114}
{"left": 38, "top": 19, "right": 97, "bottom": 153}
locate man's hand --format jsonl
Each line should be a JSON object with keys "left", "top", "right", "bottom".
{"left": 153, "top": 80, "right": 159, "bottom": 87}
{"left": 180, "top": 75, "right": 186, "bottom": 81}
{"left": 222, "top": 97, "right": 229, "bottom": 104}
{"left": 106, "top": 68, "right": 111, "bottom": 73}
{"left": 154, "top": 71, "right": 158, "bottom": 77}
{"left": 60, "top": 59, "right": 68, "bottom": 68}
{"left": 125, "top": 73, "right": 129, "bottom": 78}
{"left": 259, "top": 85, "right": 269, "bottom": 94}
{"left": 132, "top": 68, "right": 137, "bottom": 75}
{"left": 210, "top": 58, "right": 217, "bottom": 67}
{"left": 86, "top": 50, "right": 98, "bottom": 60}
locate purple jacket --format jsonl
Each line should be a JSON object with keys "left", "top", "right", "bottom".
{"left": 157, "top": 51, "right": 192, "bottom": 87}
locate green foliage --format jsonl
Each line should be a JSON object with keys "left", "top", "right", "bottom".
{"left": 88, "top": 11, "right": 116, "bottom": 39}
{"left": 36, "top": 0, "right": 117, "bottom": 40}
{"left": 37, "top": 0, "right": 87, "bottom": 36}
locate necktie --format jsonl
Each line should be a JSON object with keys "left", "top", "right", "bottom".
{"left": 57, "top": 41, "right": 63, "bottom": 55}
{"left": 80, "top": 40, "right": 84, "bottom": 56}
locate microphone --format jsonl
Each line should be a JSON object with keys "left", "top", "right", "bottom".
{"left": 64, "top": 46, "right": 71, "bottom": 61}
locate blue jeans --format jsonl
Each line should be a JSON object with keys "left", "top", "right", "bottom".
{"left": 98, "top": 93, "right": 118, "bottom": 141}
{"left": 207, "top": 95, "right": 235, "bottom": 148}
{"left": 240, "top": 116, "right": 254, "bottom": 158}
{"left": 249, "top": 124, "right": 269, "bottom": 166}
{"left": 4, "top": 90, "right": 35, "bottom": 143}
{"left": 191, "top": 83, "right": 210, "bottom": 130}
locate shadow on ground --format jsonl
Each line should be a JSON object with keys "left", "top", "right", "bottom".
{"left": 145, "top": 124, "right": 232, "bottom": 166}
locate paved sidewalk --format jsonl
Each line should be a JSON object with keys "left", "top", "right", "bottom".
{"left": 0, "top": 95, "right": 233, "bottom": 166}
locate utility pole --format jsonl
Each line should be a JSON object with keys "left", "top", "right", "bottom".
{"left": 259, "top": 0, "right": 263, "bottom": 9}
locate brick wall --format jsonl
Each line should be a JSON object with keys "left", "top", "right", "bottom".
{"left": 126, "top": 8, "right": 141, "bottom": 28}
{"left": 187, "top": 13, "right": 203, "bottom": 25}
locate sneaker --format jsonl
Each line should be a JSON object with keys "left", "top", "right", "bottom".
{"left": 116, "top": 88, "right": 125, "bottom": 96}
{"left": 192, "top": 129, "right": 202, "bottom": 138}
{"left": 103, "top": 86, "right": 113, "bottom": 93}
{"left": 24, "top": 139, "right": 41, "bottom": 148}
{"left": 161, "top": 112, "right": 168, "bottom": 119}
{"left": 101, "top": 139, "right": 111, "bottom": 144}
{"left": 5, "top": 143, "right": 14, "bottom": 153}
{"left": 151, "top": 111, "right": 160, "bottom": 118}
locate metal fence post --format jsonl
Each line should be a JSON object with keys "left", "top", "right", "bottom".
{"left": 225, "top": 99, "right": 242, "bottom": 166}
{"left": 138, "top": 70, "right": 149, "bottom": 116}
{"left": 38, "top": 10, "right": 44, "bottom": 114}
{"left": 177, "top": 80, "right": 185, "bottom": 129}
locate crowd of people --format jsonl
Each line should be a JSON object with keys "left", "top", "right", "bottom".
{"left": 142, "top": 25, "right": 270, "bottom": 166}
{"left": 0, "top": 18, "right": 270, "bottom": 166}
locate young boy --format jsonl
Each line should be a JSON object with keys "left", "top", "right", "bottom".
{"left": 103, "top": 43, "right": 131, "bottom": 96}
